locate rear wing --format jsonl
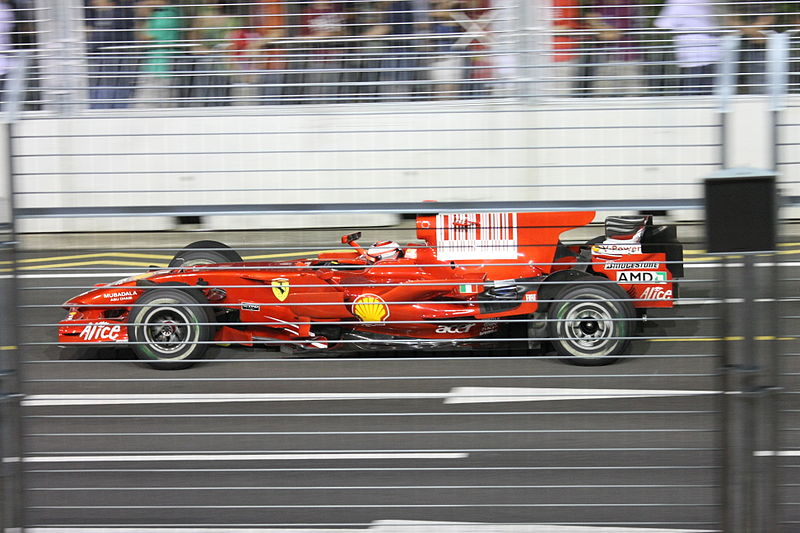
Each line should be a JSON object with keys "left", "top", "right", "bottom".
{"left": 600, "top": 215, "right": 684, "bottom": 279}
{"left": 416, "top": 211, "right": 596, "bottom": 266}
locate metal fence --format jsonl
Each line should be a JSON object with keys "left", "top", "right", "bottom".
{"left": 0, "top": 1, "right": 685, "bottom": 108}
{"left": 1, "top": 0, "right": 799, "bottom": 110}
{"left": 3, "top": 1, "right": 800, "bottom": 235}
{"left": 1, "top": 1, "right": 799, "bottom": 533}
{"left": 3, "top": 193, "right": 797, "bottom": 533}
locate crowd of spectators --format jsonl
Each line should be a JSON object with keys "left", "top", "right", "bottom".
{"left": 12, "top": 0, "right": 800, "bottom": 108}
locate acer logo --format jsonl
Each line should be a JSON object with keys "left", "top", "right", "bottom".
{"left": 80, "top": 322, "right": 122, "bottom": 342}
{"left": 641, "top": 287, "right": 673, "bottom": 300}
{"left": 435, "top": 324, "right": 475, "bottom": 334}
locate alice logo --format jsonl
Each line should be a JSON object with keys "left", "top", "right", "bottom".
{"left": 352, "top": 294, "right": 390, "bottom": 322}
{"left": 271, "top": 278, "right": 290, "bottom": 302}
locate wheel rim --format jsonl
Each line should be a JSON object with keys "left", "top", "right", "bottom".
{"left": 140, "top": 305, "right": 196, "bottom": 358}
{"left": 558, "top": 295, "right": 618, "bottom": 357}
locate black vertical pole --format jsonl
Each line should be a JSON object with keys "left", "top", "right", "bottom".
{"left": 705, "top": 169, "right": 779, "bottom": 532}
{"left": 0, "top": 130, "right": 20, "bottom": 533}
{"left": 0, "top": 50, "right": 27, "bottom": 533}
{"left": 718, "top": 254, "right": 732, "bottom": 532}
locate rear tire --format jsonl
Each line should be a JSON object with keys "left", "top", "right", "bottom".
{"left": 547, "top": 280, "right": 634, "bottom": 366}
{"left": 169, "top": 240, "right": 242, "bottom": 267}
{"left": 128, "top": 287, "right": 215, "bottom": 370}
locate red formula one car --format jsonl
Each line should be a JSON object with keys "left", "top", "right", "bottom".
{"left": 59, "top": 211, "right": 683, "bottom": 369}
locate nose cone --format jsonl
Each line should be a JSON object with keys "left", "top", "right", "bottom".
{"left": 63, "top": 285, "right": 141, "bottom": 308}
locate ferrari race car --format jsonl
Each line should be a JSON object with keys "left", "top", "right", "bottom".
{"left": 59, "top": 211, "right": 683, "bottom": 369}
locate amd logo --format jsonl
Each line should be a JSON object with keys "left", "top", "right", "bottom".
{"left": 616, "top": 271, "right": 667, "bottom": 284}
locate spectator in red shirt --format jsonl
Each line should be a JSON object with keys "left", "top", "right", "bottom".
{"left": 232, "top": 0, "right": 290, "bottom": 104}
{"left": 546, "top": 0, "right": 580, "bottom": 97}
{"left": 299, "top": 0, "right": 347, "bottom": 103}
{"left": 576, "top": 0, "right": 644, "bottom": 96}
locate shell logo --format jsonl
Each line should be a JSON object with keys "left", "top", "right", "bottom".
{"left": 352, "top": 294, "right": 390, "bottom": 323}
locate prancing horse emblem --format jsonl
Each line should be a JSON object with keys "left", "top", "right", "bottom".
{"left": 271, "top": 278, "right": 290, "bottom": 302}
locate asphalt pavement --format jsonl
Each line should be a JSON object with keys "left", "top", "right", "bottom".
{"left": 5, "top": 229, "right": 800, "bottom": 531}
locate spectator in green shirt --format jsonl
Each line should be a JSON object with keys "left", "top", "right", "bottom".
{"left": 134, "top": 0, "right": 183, "bottom": 107}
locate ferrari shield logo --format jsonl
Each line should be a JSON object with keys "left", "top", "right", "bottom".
{"left": 271, "top": 278, "right": 290, "bottom": 302}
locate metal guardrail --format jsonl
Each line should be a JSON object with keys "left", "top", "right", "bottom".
{"left": 13, "top": 196, "right": 800, "bottom": 221}
{"left": 14, "top": 198, "right": 706, "bottom": 218}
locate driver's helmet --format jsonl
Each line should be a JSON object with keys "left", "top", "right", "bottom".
{"left": 367, "top": 240, "right": 402, "bottom": 262}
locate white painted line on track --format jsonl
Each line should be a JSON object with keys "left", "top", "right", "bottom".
{"left": 12, "top": 272, "right": 139, "bottom": 279}
{"left": 675, "top": 297, "right": 781, "bottom": 306}
{"left": 754, "top": 450, "right": 800, "bottom": 457}
{"left": 373, "top": 521, "right": 715, "bottom": 533}
{"left": 13, "top": 452, "right": 468, "bottom": 464}
{"left": 674, "top": 299, "right": 720, "bottom": 306}
{"left": 26, "top": 530, "right": 348, "bottom": 533}
{"left": 25, "top": 529, "right": 354, "bottom": 533}
{"left": 685, "top": 261, "right": 800, "bottom": 268}
{"left": 22, "top": 392, "right": 448, "bottom": 407}
{"left": 444, "top": 387, "right": 717, "bottom": 404}
{"left": 23, "top": 387, "right": 720, "bottom": 408}
{"left": 24, "top": 520, "right": 717, "bottom": 533}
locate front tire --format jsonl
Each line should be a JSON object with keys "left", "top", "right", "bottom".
{"left": 169, "top": 240, "right": 242, "bottom": 268}
{"left": 128, "top": 288, "right": 215, "bottom": 370}
{"left": 547, "top": 280, "right": 634, "bottom": 366}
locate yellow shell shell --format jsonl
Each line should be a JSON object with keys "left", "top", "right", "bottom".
{"left": 353, "top": 295, "right": 389, "bottom": 322}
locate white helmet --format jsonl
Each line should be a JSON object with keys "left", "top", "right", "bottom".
{"left": 367, "top": 240, "right": 402, "bottom": 261}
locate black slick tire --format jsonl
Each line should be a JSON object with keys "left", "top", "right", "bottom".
{"left": 169, "top": 240, "right": 243, "bottom": 267}
{"left": 546, "top": 279, "right": 635, "bottom": 366}
{"left": 128, "top": 287, "right": 215, "bottom": 370}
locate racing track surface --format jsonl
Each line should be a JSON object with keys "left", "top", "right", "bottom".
{"left": 8, "top": 241, "right": 800, "bottom": 531}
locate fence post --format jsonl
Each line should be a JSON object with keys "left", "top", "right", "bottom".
{"left": 0, "top": 241, "right": 22, "bottom": 533}
{"left": 717, "top": 33, "right": 739, "bottom": 169}
{"left": 39, "top": 0, "right": 86, "bottom": 114}
{"left": 768, "top": 31, "right": 790, "bottom": 172}
{"left": 0, "top": 50, "right": 28, "bottom": 533}
{"left": 518, "top": 0, "right": 539, "bottom": 103}
{"left": 705, "top": 169, "right": 781, "bottom": 533}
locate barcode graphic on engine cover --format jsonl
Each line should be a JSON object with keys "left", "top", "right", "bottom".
{"left": 436, "top": 212, "right": 518, "bottom": 260}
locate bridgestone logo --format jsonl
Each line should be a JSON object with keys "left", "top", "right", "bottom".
{"left": 605, "top": 262, "right": 659, "bottom": 270}
{"left": 616, "top": 271, "right": 667, "bottom": 283}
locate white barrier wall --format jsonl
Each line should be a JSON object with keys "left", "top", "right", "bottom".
{"left": 7, "top": 96, "right": 796, "bottom": 233}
